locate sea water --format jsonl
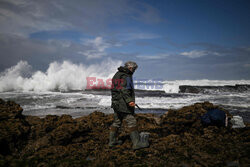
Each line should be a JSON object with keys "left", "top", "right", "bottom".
{"left": 0, "top": 61, "right": 249, "bottom": 122}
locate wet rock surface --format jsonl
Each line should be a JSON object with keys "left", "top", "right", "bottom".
{"left": 0, "top": 99, "right": 249, "bottom": 167}
{"left": 179, "top": 84, "right": 250, "bottom": 94}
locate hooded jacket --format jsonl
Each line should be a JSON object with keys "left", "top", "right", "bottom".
{"left": 111, "top": 66, "right": 135, "bottom": 113}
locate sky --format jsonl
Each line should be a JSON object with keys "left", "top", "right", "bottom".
{"left": 0, "top": 0, "right": 250, "bottom": 80}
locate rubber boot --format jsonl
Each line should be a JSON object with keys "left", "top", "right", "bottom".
{"left": 130, "top": 130, "right": 149, "bottom": 150}
{"left": 108, "top": 130, "right": 122, "bottom": 147}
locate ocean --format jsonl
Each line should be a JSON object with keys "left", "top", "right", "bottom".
{"left": 0, "top": 80, "right": 249, "bottom": 123}
{"left": 0, "top": 61, "right": 250, "bottom": 122}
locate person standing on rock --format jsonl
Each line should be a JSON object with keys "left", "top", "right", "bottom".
{"left": 109, "top": 61, "right": 149, "bottom": 150}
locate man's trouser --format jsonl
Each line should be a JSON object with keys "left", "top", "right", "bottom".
{"left": 110, "top": 111, "right": 137, "bottom": 131}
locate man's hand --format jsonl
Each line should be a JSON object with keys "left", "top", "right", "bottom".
{"left": 128, "top": 101, "right": 136, "bottom": 107}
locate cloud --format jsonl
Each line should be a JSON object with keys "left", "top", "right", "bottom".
{"left": 0, "top": 33, "right": 121, "bottom": 70}
{"left": 180, "top": 50, "right": 222, "bottom": 58}
{"left": 0, "top": 0, "right": 164, "bottom": 70}
{"left": 131, "top": 2, "right": 164, "bottom": 24}
{"left": 0, "top": 0, "right": 73, "bottom": 36}
{"left": 243, "top": 64, "right": 250, "bottom": 68}
{"left": 136, "top": 53, "right": 170, "bottom": 60}
{"left": 78, "top": 37, "right": 121, "bottom": 59}
{"left": 245, "top": 47, "right": 250, "bottom": 52}
{"left": 0, "top": 33, "right": 58, "bottom": 70}
{"left": 120, "top": 32, "right": 160, "bottom": 41}
{"left": 84, "top": 37, "right": 110, "bottom": 52}
{"left": 180, "top": 50, "right": 207, "bottom": 58}
{"left": 0, "top": 0, "right": 164, "bottom": 36}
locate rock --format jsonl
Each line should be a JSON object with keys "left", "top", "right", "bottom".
{"left": 179, "top": 84, "right": 250, "bottom": 93}
{"left": 0, "top": 99, "right": 249, "bottom": 166}
{"left": 0, "top": 100, "right": 30, "bottom": 156}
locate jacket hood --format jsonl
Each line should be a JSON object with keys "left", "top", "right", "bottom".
{"left": 118, "top": 66, "right": 133, "bottom": 75}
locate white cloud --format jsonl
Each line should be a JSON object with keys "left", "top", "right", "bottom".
{"left": 121, "top": 32, "right": 160, "bottom": 41}
{"left": 0, "top": 34, "right": 115, "bottom": 69}
{"left": 180, "top": 50, "right": 207, "bottom": 58}
{"left": 0, "top": 0, "right": 73, "bottom": 36}
{"left": 0, "top": 0, "right": 163, "bottom": 36}
{"left": 136, "top": 53, "right": 169, "bottom": 60}
{"left": 79, "top": 37, "right": 119, "bottom": 59}
{"left": 180, "top": 50, "right": 222, "bottom": 58}
{"left": 85, "top": 37, "right": 110, "bottom": 52}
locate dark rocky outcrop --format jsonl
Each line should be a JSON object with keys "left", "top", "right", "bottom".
{"left": 179, "top": 84, "right": 250, "bottom": 94}
{"left": 0, "top": 99, "right": 249, "bottom": 167}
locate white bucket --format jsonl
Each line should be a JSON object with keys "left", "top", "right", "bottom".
{"left": 230, "top": 116, "right": 246, "bottom": 128}
{"left": 139, "top": 132, "right": 150, "bottom": 146}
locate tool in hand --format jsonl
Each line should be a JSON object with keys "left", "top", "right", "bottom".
{"left": 135, "top": 104, "right": 142, "bottom": 111}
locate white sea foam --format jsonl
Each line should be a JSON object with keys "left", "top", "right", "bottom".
{"left": 1, "top": 61, "right": 249, "bottom": 94}
{"left": 162, "top": 83, "right": 180, "bottom": 93}
{"left": 135, "top": 79, "right": 250, "bottom": 93}
{"left": 98, "top": 91, "right": 250, "bottom": 110}
{"left": 98, "top": 96, "right": 111, "bottom": 107}
{"left": 0, "top": 89, "right": 249, "bottom": 117}
{"left": 98, "top": 93, "right": 208, "bottom": 109}
{"left": 22, "top": 104, "right": 56, "bottom": 110}
{"left": 162, "top": 79, "right": 250, "bottom": 86}
{"left": 0, "top": 59, "right": 122, "bottom": 92}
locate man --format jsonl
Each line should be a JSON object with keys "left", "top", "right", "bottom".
{"left": 109, "top": 61, "right": 148, "bottom": 150}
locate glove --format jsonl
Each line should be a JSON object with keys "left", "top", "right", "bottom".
{"left": 129, "top": 101, "right": 136, "bottom": 107}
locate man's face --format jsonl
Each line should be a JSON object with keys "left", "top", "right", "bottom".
{"left": 128, "top": 67, "right": 136, "bottom": 73}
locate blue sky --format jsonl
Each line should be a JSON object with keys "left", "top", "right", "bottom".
{"left": 0, "top": 0, "right": 250, "bottom": 80}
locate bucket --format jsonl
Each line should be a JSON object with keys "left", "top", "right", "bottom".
{"left": 230, "top": 116, "right": 245, "bottom": 128}
{"left": 139, "top": 132, "right": 150, "bottom": 146}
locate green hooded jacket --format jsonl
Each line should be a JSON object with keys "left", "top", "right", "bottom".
{"left": 111, "top": 66, "right": 135, "bottom": 114}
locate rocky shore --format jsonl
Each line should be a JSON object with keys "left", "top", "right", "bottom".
{"left": 179, "top": 84, "right": 250, "bottom": 94}
{"left": 0, "top": 98, "right": 249, "bottom": 167}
